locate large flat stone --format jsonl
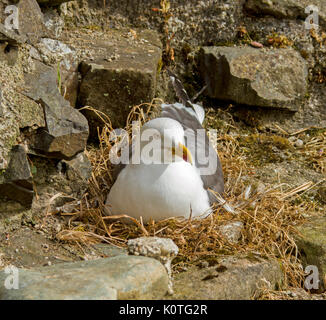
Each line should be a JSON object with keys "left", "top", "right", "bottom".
{"left": 35, "top": 38, "right": 79, "bottom": 107}
{"left": 296, "top": 216, "right": 326, "bottom": 292}
{"left": 199, "top": 46, "right": 308, "bottom": 111}
{"left": 78, "top": 30, "right": 162, "bottom": 131}
{"left": 0, "top": 255, "right": 169, "bottom": 300}
{"left": 58, "top": 0, "right": 244, "bottom": 50}
{"left": 169, "top": 255, "right": 283, "bottom": 300}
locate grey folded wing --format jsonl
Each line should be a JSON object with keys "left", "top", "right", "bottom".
{"left": 160, "top": 104, "right": 224, "bottom": 204}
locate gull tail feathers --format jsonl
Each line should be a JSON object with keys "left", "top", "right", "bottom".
{"left": 166, "top": 68, "right": 206, "bottom": 124}
{"left": 166, "top": 68, "right": 192, "bottom": 108}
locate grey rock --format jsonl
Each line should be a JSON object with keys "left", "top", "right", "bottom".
{"left": 199, "top": 46, "right": 308, "bottom": 111}
{"left": 0, "top": 255, "right": 169, "bottom": 300}
{"left": 17, "top": 0, "right": 46, "bottom": 44}
{"left": 218, "top": 221, "right": 244, "bottom": 244}
{"left": 0, "top": 87, "right": 45, "bottom": 177}
{"left": 43, "top": 9, "right": 65, "bottom": 38}
{"left": 0, "top": 145, "right": 34, "bottom": 207}
{"left": 170, "top": 255, "right": 284, "bottom": 299}
{"left": 0, "top": 227, "right": 76, "bottom": 267}
{"left": 36, "top": 38, "right": 79, "bottom": 107}
{"left": 0, "top": 1, "right": 20, "bottom": 43}
{"left": 24, "top": 60, "right": 89, "bottom": 159}
{"left": 295, "top": 216, "right": 326, "bottom": 292}
{"left": 78, "top": 30, "right": 162, "bottom": 131}
{"left": 2, "top": 146, "right": 31, "bottom": 182}
{"left": 0, "top": 42, "right": 45, "bottom": 197}
{"left": 245, "top": 0, "right": 326, "bottom": 27}
{"left": 37, "top": 38, "right": 74, "bottom": 64}
{"left": 128, "top": 237, "right": 179, "bottom": 294}
{"left": 29, "top": 46, "right": 42, "bottom": 60}
{"left": 59, "top": 0, "right": 244, "bottom": 49}
{"left": 0, "top": 0, "right": 46, "bottom": 44}
{"left": 128, "top": 237, "right": 179, "bottom": 263}
{"left": 0, "top": 24, "right": 27, "bottom": 46}
{"left": 61, "top": 152, "right": 92, "bottom": 183}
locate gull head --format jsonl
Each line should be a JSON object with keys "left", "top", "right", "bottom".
{"left": 139, "top": 117, "right": 193, "bottom": 165}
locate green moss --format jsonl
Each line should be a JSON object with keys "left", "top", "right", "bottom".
{"left": 304, "top": 128, "right": 326, "bottom": 137}
{"left": 238, "top": 133, "right": 293, "bottom": 166}
{"left": 31, "top": 165, "right": 37, "bottom": 176}
{"left": 213, "top": 40, "right": 238, "bottom": 47}
{"left": 204, "top": 118, "right": 227, "bottom": 131}
{"left": 266, "top": 33, "right": 294, "bottom": 48}
{"left": 83, "top": 25, "right": 102, "bottom": 31}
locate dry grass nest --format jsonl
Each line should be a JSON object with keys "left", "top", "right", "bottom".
{"left": 55, "top": 100, "right": 324, "bottom": 290}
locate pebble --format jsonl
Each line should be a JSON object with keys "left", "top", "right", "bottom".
{"left": 219, "top": 221, "right": 244, "bottom": 244}
{"left": 294, "top": 139, "right": 304, "bottom": 147}
{"left": 128, "top": 237, "right": 179, "bottom": 295}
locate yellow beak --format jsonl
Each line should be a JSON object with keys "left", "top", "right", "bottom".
{"left": 172, "top": 143, "right": 193, "bottom": 165}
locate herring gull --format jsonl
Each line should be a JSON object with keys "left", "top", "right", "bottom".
{"left": 105, "top": 69, "right": 224, "bottom": 222}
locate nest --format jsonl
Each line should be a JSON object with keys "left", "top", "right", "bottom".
{"left": 55, "top": 100, "right": 322, "bottom": 289}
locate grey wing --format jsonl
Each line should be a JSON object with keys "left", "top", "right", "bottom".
{"left": 161, "top": 104, "right": 224, "bottom": 204}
